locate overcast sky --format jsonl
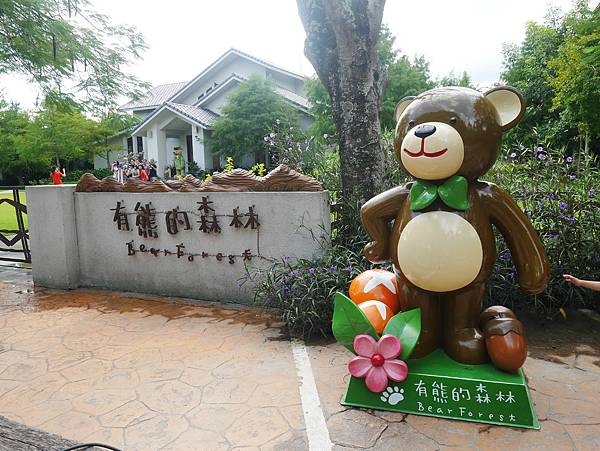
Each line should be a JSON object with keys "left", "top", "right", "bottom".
{"left": 0, "top": 0, "right": 591, "bottom": 110}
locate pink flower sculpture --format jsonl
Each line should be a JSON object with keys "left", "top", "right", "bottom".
{"left": 348, "top": 334, "right": 409, "bottom": 393}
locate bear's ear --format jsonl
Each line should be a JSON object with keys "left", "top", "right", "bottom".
{"left": 484, "top": 86, "right": 525, "bottom": 131}
{"left": 394, "top": 96, "right": 415, "bottom": 123}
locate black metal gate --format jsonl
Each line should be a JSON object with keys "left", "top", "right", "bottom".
{"left": 0, "top": 187, "right": 31, "bottom": 263}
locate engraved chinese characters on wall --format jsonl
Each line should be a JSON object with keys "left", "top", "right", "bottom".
{"left": 110, "top": 195, "right": 260, "bottom": 264}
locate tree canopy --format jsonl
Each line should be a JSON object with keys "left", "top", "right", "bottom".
{"left": 549, "top": 2, "right": 600, "bottom": 143}
{"left": 0, "top": 0, "right": 147, "bottom": 113}
{"left": 436, "top": 71, "right": 474, "bottom": 89}
{"left": 210, "top": 76, "right": 300, "bottom": 161}
{"left": 305, "top": 23, "right": 468, "bottom": 133}
{"left": 0, "top": 96, "right": 135, "bottom": 184}
{"left": 501, "top": 1, "right": 600, "bottom": 151}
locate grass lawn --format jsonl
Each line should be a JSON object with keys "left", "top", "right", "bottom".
{"left": 0, "top": 190, "right": 28, "bottom": 231}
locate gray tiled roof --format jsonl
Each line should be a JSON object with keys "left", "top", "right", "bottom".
{"left": 274, "top": 85, "right": 310, "bottom": 110}
{"left": 121, "top": 82, "right": 188, "bottom": 110}
{"left": 166, "top": 102, "right": 220, "bottom": 127}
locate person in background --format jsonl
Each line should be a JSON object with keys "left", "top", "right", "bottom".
{"left": 50, "top": 166, "right": 66, "bottom": 185}
{"left": 139, "top": 164, "right": 149, "bottom": 181}
{"left": 117, "top": 161, "right": 125, "bottom": 183}
{"left": 111, "top": 161, "right": 119, "bottom": 180}
{"left": 563, "top": 275, "right": 600, "bottom": 292}
{"left": 148, "top": 159, "right": 158, "bottom": 180}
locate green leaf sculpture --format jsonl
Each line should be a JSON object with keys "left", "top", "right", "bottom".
{"left": 332, "top": 292, "right": 379, "bottom": 353}
{"left": 382, "top": 308, "right": 421, "bottom": 360}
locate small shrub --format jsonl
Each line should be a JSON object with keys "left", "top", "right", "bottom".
{"left": 244, "top": 202, "right": 382, "bottom": 339}
{"left": 487, "top": 145, "right": 600, "bottom": 315}
{"left": 187, "top": 160, "right": 206, "bottom": 179}
{"left": 250, "top": 163, "right": 266, "bottom": 177}
{"left": 64, "top": 168, "right": 112, "bottom": 183}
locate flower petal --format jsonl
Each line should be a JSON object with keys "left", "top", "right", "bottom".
{"left": 376, "top": 334, "right": 402, "bottom": 359}
{"left": 383, "top": 359, "right": 409, "bottom": 382}
{"left": 353, "top": 334, "right": 376, "bottom": 357}
{"left": 348, "top": 356, "right": 372, "bottom": 378}
{"left": 365, "top": 366, "right": 389, "bottom": 393}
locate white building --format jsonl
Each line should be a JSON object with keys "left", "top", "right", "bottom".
{"left": 94, "top": 48, "right": 312, "bottom": 175}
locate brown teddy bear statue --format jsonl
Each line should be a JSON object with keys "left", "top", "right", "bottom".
{"left": 360, "top": 86, "right": 549, "bottom": 373}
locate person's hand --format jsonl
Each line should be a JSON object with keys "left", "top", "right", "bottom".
{"left": 563, "top": 274, "right": 582, "bottom": 286}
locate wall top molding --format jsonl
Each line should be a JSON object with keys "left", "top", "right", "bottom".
{"left": 76, "top": 165, "right": 324, "bottom": 193}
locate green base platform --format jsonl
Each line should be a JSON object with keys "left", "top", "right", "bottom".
{"left": 342, "top": 349, "right": 539, "bottom": 429}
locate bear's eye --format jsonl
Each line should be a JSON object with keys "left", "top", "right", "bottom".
{"left": 449, "top": 116, "right": 457, "bottom": 125}
{"left": 408, "top": 120, "right": 415, "bottom": 128}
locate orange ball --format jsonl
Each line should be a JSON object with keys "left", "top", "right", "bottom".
{"left": 349, "top": 269, "right": 400, "bottom": 312}
{"left": 358, "top": 301, "right": 394, "bottom": 334}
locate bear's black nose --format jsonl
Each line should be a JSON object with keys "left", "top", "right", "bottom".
{"left": 414, "top": 125, "right": 436, "bottom": 139}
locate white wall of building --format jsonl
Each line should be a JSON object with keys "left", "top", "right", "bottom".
{"left": 267, "top": 69, "right": 305, "bottom": 96}
{"left": 177, "top": 57, "right": 267, "bottom": 106}
{"left": 93, "top": 135, "right": 128, "bottom": 169}
{"left": 191, "top": 126, "right": 206, "bottom": 169}
{"left": 133, "top": 109, "right": 155, "bottom": 121}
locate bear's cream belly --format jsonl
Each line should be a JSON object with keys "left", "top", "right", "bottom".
{"left": 397, "top": 211, "right": 483, "bottom": 292}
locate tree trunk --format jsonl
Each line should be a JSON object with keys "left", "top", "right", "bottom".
{"left": 297, "top": 0, "right": 386, "bottom": 204}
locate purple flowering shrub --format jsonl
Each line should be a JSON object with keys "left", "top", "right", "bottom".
{"left": 264, "top": 120, "right": 342, "bottom": 199}
{"left": 242, "top": 202, "right": 379, "bottom": 338}
{"left": 488, "top": 145, "right": 600, "bottom": 314}
{"left": 246, "top": 139, "right": 598, "bottom": 338}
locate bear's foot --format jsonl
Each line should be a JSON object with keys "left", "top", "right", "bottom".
{"left": 443, "top": 327, "right": 488, "bottom": 365}
{"left": 480, "top": 306, "right": 527, "bottom": 373}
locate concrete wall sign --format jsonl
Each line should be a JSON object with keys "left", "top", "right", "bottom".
{"left": 27, "top": 170, "right": 330, "bottom": 304}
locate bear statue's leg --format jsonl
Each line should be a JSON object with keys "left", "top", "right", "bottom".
{"left": 442, "top": 283, "right": 488, "bottom": 364}
{"left": 398, "top": 281, "right": 441, "bottom": 358}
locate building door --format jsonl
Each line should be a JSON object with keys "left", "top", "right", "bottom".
{"left": 186, "top": 135, "right": 193, "bottom": 163}
{"left": 212, "top": 154, "right": 221, "bottom": 171}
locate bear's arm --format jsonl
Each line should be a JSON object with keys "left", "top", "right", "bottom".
{"left": 360, "top": 185, "right": 409, "bottom": 264}
{"left": 482, "top": 183, "right": 550, "bottom": 294}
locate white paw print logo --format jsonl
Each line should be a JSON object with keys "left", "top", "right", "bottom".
{"left": 380, "top": 386, "right": 404, "bottom": 405}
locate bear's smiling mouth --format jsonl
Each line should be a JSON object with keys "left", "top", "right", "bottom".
{"left": 403, "top": 147, "right": 448, "bottom": 158}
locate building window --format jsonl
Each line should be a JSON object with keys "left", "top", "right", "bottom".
{"left": 127, "top": 137, "right": 133, "bottom": 152}
{"left": 136, "top": 136, "right": 143, "bottom": 152}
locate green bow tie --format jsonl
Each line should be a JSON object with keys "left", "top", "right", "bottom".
{"left": 410, "top": 175, "right": 469, "bottom": 211}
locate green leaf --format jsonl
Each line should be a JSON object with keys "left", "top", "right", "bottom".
{"left": 332, "top": 292, "right": 379, "bottom": 353}
{"left": 382, "top": 308, "right": 421, "bottom": 360}
{"left": 438, "top": 175, "right": 469, "bottom": 210}
{"left": 410, "top": 180, "right": 438, "bottom": 210}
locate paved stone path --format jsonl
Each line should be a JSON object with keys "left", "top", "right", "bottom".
{"left": 0, "top": 268, "right": 599, "bottom": 450}
{"left": 0, "top": 282, "right": 306, "bottom": 450}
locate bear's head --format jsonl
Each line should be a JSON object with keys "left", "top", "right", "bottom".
{"left": 394, "top": 86, "right": 525, "bottom": 181}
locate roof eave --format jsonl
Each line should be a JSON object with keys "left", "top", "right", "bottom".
{"left": 167, "top": 48, "right": 305, "bottom": 105}
{"left": 120, "top": 104, "right": 161, "bottom": 111}
{"left": 129, "top": 104, "right": 215, "bottom": 137}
